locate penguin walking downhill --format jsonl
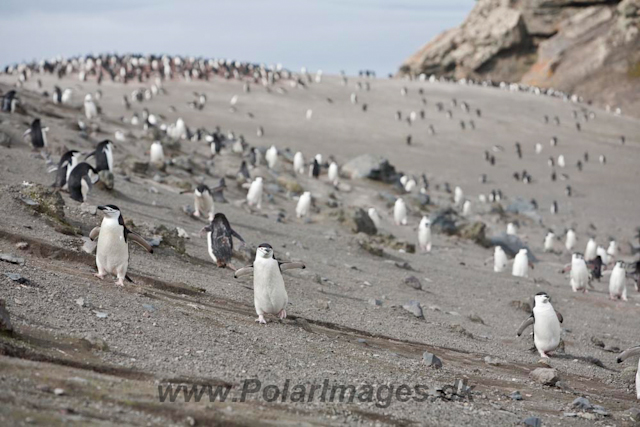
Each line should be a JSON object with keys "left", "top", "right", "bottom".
{"left": 89, "top": 205, "right": 153, "bottom": 286}
{"left": 418, "top": 216, "right": 432, "bottom": 252}
{"left": 512, "top": 249, "right": 529, "bottom": 277}
{"left": 53, "top": 150, "right": 80, "bottom": 190}
{"left": 67, "top": 162, "right": 99, "bottom": 202}
{"left": 296, "top": 191, "right": 312, "bottom": 218}
{"left": 517, "top": 292, "right": 563, "bottom": 359}
{"left": 246, "top": 177, "right": 263, "bottom": 209}
{"left": 394, "top": 198, "right": 407, "bottom": 226}
{"left": 569, "top": 253, "right": 589, "bottom": 292}
{"left": 494, "top": 246, "right": 508, "bottom": 272}
{"left": 617, "top": 346, "right": 640, "bottom": 399}
{"left": 201, "top": 213, "right": 245, "bottom": 269}
{"left": 234, "top": 244, "right": 305, "bottom": 324}
{"left": 23, "top": 118, "right": 48, "bottom": 150}
{"left": 85, "top": 140, "right": 114, "bottom": 173}
{"left": 609, "top": 261, "right": 628, "bottom": 300}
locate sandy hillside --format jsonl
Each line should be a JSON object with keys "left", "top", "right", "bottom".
{"left": 1, "top": 67, "right": 640, "bottom": 426}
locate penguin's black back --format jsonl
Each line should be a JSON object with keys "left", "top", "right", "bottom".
{"left": 68, "top": 162, "right": 96, "bottom": 202}
{"left": 210, "top": 213, "right": 233, "bottom": 266}
{"left": 54, "top": 150, "right": 78, "bottom": 188}
{"left": 30, "top": 119, "right": 45, "bottom": 148}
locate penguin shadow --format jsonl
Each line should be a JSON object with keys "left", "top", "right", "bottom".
{"left": 551, "top": 353, "right": 617, "bottom": 372}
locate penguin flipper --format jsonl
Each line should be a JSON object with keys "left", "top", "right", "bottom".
{"left": 230, "top": 228, "right": 245, "bottom": 244}
{"left": 556, "top": 312, "right": 563, "bottom": 323}
{"left": 89, "top": 226, "right": 101, "bottom": 240}
{"left": 516, "top": 316, "right": 534, "bottom": 336}
{"left": 279, "top": 262, "right": 306, "bottom": 272}
{"left": 128, "top": 232, "right": 154, "bottom": 253}
{"left": 125, "top": 275, "right": 134, "bottom": 283}
{"left": 234, "top": 265, "right": 254, "bottom": 279}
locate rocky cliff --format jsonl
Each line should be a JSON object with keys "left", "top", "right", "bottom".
{"left": 400, "top": 0, "right": 640, "bottom": 114}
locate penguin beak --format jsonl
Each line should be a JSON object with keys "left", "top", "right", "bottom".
{"left": 97, "top": 205, "right": 106, "bottom": 211}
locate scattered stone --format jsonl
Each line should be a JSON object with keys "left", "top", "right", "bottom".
{"left": 295, "top": 318, "right": 314, "bottom": 333}
{"left": 522, "top": 417, "right": 541, "bottom": 427}
{"left": 0, "top": 299, "right": 13, "bottom": 334}
{"left": 628, "top": 408, "right": 640, "bottom": 422}
{"left": 510, "top": 391, "right": 523, "bottom": 401}
{"left": 368, "top": 298, "right": 382, "bottom": 306}
{"left": 176, "top": 227, "right": 190, "bottom": 239}
{"left": 97, "top": 170, "right": 114, "bottom": 190}
{"left": 577, "top": 413, "right": 596, "bottom": 420}
{"left": 20, "top": 184, "right": 79, "bottom": 235}
{"left": 621, "top": 366, "right": 636, "bottom": 384}
{"left": 356, "top": 338, "right": 367, "bottom": 344}
{"left": 402, "top": 276, "right": 422, "bottom": 290}
{"left": 394, "top": 261, "right": 414, "bottom": 270}
{"left": 95, "top": 312, "right": 108, "bottom": 319}
{"left": 510, "top": 299, "right": 532, "bottom": 313}
{"left": 15, "top": 242, "right": 29, "bottom": 250}
{"left": 148, "top": 236, "right": 162, "bottom": 247}
{"left": 348, "top": 208, "right": 377, "bottom": 235}
{"left": 422, "top": 351, "right": 443, "bottom": 369}
{"left": 590, "top": 336, "right": 605, "bottom": 348}
{"left": 572, "top": 396, "right": 591, "bottom": 410}
{"left": 592, "top": 405, "right": 608, "bottom": 416}
{"left": 602, "top": 345, "right": 620, "bottom": 353}
{"left": 356, "top": 235, "right": 384, "bottom": 257}
{"left": 316, "top": 300, "right": 330, "bottom": 310}
{"left": 53, "top": 388, "right": 65, "bottom": 396}
{"left": 342, "top": 154, "right": 398, "bottom": 183}
{"left": 468, "top": 313, "right": 485, "bottom": 324}
{"left": 153, "top": 225, "right": 186, "bottom": 254}
{"left": 276, "top": 176, "right": 304, "bottom": 194}
{"left": 4, "top": 272, "right": 31, "bottom": 286}
{"left": 459, "top": 221, "right": 489, "bottom": 246}
{"left": 484, "top": 356, "right": 502, "bottom": 366}
{"left": 122, "top": 157, "right": 149, "bottom": 175}
{"left": 76, "top": 298, "right": 85, "bottom": 307}
{"left": 80, "top": 203, "right": 97, "bottom": 215}
{"left": 0, "top": 253, "right": 25, "bottom": 265}
{"left": 80, "top": 334, "right": 109, "bottom": 351}
{"left": 430, "top": 207, "right": 464, "bottom": 235}
{"left": 402, "top": 300, "right": 424, "bottom": 318}
{"left": 450, "top": 324, "right": 473, "bottom": 338}
{"left": 586, "top": 356, "right": 605, "bottom": 368}
{"left": 142, "top": 304, "right": 156, "bottom": 312}
{"left": 530, "top": 368, "right": 559, "bottom": 386}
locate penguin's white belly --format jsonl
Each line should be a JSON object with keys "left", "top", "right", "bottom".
{"left": 512, "top": 254, "right": 528, "bottom": 277}
{"left": 206, "top": 233, "right": 217, "bottom": 263}
{"left": 253, "top": 260, "right": 288, "bottom": 315}
{"left": 418, "top": 228, "right": 431, "bottom": 248}
{"left": 570, "top": 265, "right": 588, "bottom": 290}
{"left": 533, "top": 309, "right": 561, "bottom": 352}
{"left": 97, "top": 225, "right": 128, "bottom": 274}
{"left": 195, "top": 194, "right": 214, "bottom": 218}
{"left": 609, "top": 268, "right": 626, "bottom": 296}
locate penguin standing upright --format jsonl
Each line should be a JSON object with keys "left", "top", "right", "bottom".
{"left": 246, "top": 177, "right": 263, "bottom": 209}
{"left": 1, "top": 90, "right": 17, "bottom": 112}
{"left": 67, "top": 162, "right": 99, "bottom": 202}
{"left": 193, "top": 184, "right": 215, "bottom": 220}
{"left": 84, "top": 94, "right": 98, "bottom": 119}
{"left": 585, "top": 237, "right": 597, "bottom": 261}
{"left": 516, "top": 292, "right": 563, "bottom": 359}
{"left": 202, "top": 213, "right": 244, "bottom": 268}
{"left": 53, "top": 150, "right": 80, "bottom": 189}
{"left": 89, "top": 205, "right": 153, "bottom": 286}
{"left": 150, "top": 141, "right": 164, "bottom": 164}
{"left": 609, "top": 261, "right": 628, "bottom": 300}
{"left": 310, "top": 158, "right": 320, "bottom": 179}
{"left": 394, "top": 198, "right": 407, "bottom": 226}
{"left": 494, "top": 246, "right": 508, "bottom": 272}
{"left": 296, "top": 192, "right": 312, "bottom": 219}
{"left": 617, "top": 346, "right": 640, "bottom": 399}
{"left": 85, "top": 140, "right": 114, "bottom": 173}
{"left": 570, "top": 253, "right": 589, "bottom": 292}
{"left": 418, "top": 216, "right": 432, "bottom": 252}
{"left": 368, "top": 208, "right": 381, "bottom": 229}
{"left": 234, "top": 244, "right": 305, "bottom": 324}
{"left": 293, "top": 152, "right": 305, "bottom": 174}
{"left": 512, "top": 249, "right": 529, "bottom": 277}
{"left": 265, "top": 146, "right": 278, "bottom": 169}
{"left": 543, "top": 232, "right": 555, "bottom": 253}
{"left": 328, "top": 162, "right": 339, "bottom": 185}
{"left": 565, "top": 229, "right": 576, "bottom": 251}
{"left": 23, "top": 118, "right": 48, "bottom": 150}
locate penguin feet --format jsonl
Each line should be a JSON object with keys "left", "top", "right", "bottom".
{"left": 94, "top": 273, "right": 106, "bottom": 280}
{"left": 277, "top": 309, "right": 287, "bottom": 320}
{"left": 255, "top": 315, "right": 267, "bottom": 324}
{"left": 538, "top": 351, "right": 550, "bottom": 359}
{"left": 115, "top": 278, "right": 125, "bottom": 287}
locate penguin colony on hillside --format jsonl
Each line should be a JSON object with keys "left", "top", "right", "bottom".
{"left": 1, "top": 53, "right": 640, "bottom": 403}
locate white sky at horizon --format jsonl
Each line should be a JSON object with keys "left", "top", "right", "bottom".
{"left": 0, "top": 0, "right": 473, "bottom": 76}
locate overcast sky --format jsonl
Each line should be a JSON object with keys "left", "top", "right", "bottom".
{"left": 0, "top": 0, "right": 472, "bottom": 76}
